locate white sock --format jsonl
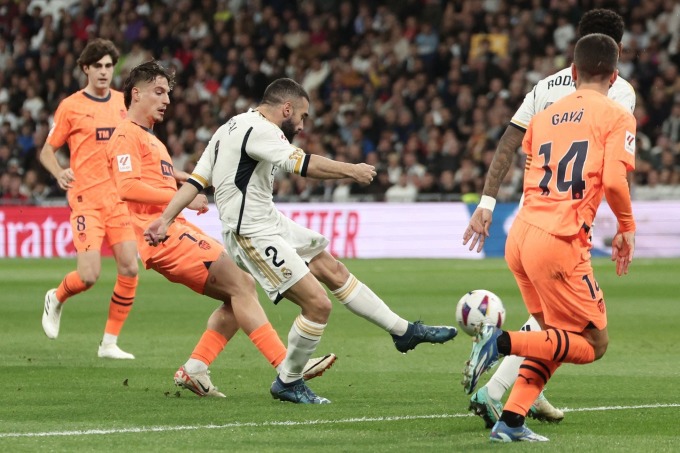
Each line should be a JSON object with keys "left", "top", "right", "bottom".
{"left": 279, "top": 315, "right": 326, "bottom": 384}
{"left": 102, "top": 333, "right": 118, "bottom": 346}
{"left": 486, "top": 315, "right": 543, "bottom": 401}
{"left": 184, "top": 358, "right": 208, "bottom": 374}
{"left": 331, "top": 274, "right": 407, "bottom": 336}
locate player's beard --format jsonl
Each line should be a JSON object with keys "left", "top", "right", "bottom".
{"left": 281, "top": 117, "right": 297, "bottom": 142}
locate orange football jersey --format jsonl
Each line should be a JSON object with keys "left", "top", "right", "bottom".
{"left": 106, "top": 119, "right": 181, "bottom": 261}
{"left": 47, "top": 89, "right": 127, "bottom": 206}
{"left": 519, "top": 89, "right": 636, "bottom": 236}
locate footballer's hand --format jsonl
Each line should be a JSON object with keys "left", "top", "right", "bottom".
{"left": 144, "top": 218, "right": 170, "bottom": 246}
{"left": 611, "top": 231, "right": 635, "bottom": 276}
{"left": 352, "top": 163, "right": 377, "bottom": 185}
{"left": 57, "top": 168, "right": 75, "bottom": 190}
{"left": 187, "top": 194, "right": 209, "bottom": 215}
{"left": 462, "top": 207, "right": 493, "bottom": 253}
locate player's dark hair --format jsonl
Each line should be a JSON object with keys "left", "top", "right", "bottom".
{"left": 261, "top": 78, "right": 310, "bottom": 106}
{"left": 77, "top": 38, "right": 119, "bottom": 70}
{"left": 123, "top": 60, "right": 176, "bottom": 108}
{"left": 574, "top": 33, "right": 619, "bottom": 81}
{"left": 578, "top": 9, "right": 624, "bottom": 44}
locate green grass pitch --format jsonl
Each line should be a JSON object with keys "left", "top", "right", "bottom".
{"left": 0, "top": 257, "right": 678, "bottom": 452}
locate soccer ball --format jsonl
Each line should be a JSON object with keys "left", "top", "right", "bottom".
{"left": 455, "top": 289, "right": 506, "bottom": 336}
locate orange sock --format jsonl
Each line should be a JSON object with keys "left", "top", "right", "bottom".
{"left": 104, "top": 274, "right": 137, "bottom": 336}
{"left": 55, "top": 271, "right": 89, "bottom": 302}
{"left": 508, "top": 329, "right": 596, "bottom": 364}
{"left": 504, "top": 358, "right": 561, "bottom": 415}
{"left": 191, "top": 329, "right": 228, "bottom": 365}
{"left": 249, "top": 322, "right": 287, "bottom": 368}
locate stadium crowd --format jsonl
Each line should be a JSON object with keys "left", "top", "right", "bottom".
{"left": 0, "top": 0, "right": 679, "bottom": 205}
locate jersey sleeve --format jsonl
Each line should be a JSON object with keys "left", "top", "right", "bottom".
{"left": 248, "top": 127, "right": 310, "bottom": 175}
{"left": 106, "top": 127, "right": 174, "bottom": 204}
{"left": 521, "top": 119, "right": 534, "bottom": 157}
{"left": 605, "top": 111, "right": 636, "bottom": 171}
{"left": 46, "top": 100, "right": 72, "bottom": 149}
{"left": 107, "top": 129, "right": 144, "bottom": 184}
{"left": 189, "top": 137, "right": 216, "bottom": 190}
{"left": 603, "top": 111, "right": 636, "bottom": 232}
{"left": 510, "top": 84, "right": 538, "bottom": 131}
{"left": 610, "top": 79, "right": 636, "bottom": 113}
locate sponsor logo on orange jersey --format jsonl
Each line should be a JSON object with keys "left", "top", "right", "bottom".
{"left": 96, "top": 127, "right": 116, "bottom": 141}
{"left": 160, "top": 160, "right": 174, "bottom": 177}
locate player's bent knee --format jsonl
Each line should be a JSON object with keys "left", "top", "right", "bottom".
{"left": 78, "top": 271, "right": 99, "bottom": 287}
{"left": 118, "top": 262, "right": 138, "bottom": 277}
{"left": 583, "top": 327, "right": 609, "bottom": 361}
{"left": 593, "top": 341, "right": 608, "bottom": 360}
{"left": 305, "top": 292, "right": 332, "bottom": 322}
{"left": 230, "top": 270, "right": 256, "bottom": 296}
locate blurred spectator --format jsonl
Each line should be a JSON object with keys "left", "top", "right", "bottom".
{"left": 2, "top": 172, "right": 29, "bottom": 204}
{"left": 0, "top": 103, "right": 19, "bottom": 130}
{"left": 385, "top": 173, "right": 418, "bottom": 202}
{"left": 0, "top": 0, "right": 678, "bottom": 205}
{"left": 661, "top": 101, "right": 680, "bottom": 143}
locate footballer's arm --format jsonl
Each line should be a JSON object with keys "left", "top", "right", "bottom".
{"left": 39, "top": 142, "right": 75, "bottom": 190}
{"left": 144, "top": 180, "right": 207, "bottom": 246}
{"left": 462, "top": 125, "right": 525, "bottom": 252}
{"left": 304, "top": 154, "right": 376, "bottom": 185}
{"left": 482, "top": 126, "right": 525, "bottom": 198}
{"left": 157, "top": 182, "right": 200, "bottom": 227}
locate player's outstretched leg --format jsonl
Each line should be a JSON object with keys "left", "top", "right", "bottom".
{"left": 529, "top": 391, "right": 564, "bottom": 423}
{"left": 42, "top": 289, "right": 62, "bottom": 339}
{"left": 392, "top": 321, "right": 458, "bottom": 353}
{"left": 174, "top": 365, "right": 226, "bottom": 397}
{"left": 317, "top": 265, "right": 457, "bottom": 353}
{"left": 469, "top": 386, "right": 503, "bottom": 429}
{"left": 270, "top": 376, "right": 330, "bottom": 404}
{"left": 490, "top": 421, "right": 549, "bottom": 442}
{"left": 303, "top": 353, "right": 337, "bottom": 380}
{"left": 462, "top": 325, "right": 502, "bottom": 394}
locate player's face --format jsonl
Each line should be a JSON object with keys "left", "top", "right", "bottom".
{"left": 84, "top": 55, "right": 114, "bottom": 94}
{"left": 135, "top": 76, "right": 171, "bottom": 124}
{"left": 281, "top": 97, "right": 309, "bottom": 142}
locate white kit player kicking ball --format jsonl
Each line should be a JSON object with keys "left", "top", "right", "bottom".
{"left": 462, "top": 9, "right": 635, "bottom": 427}
{"left": 146, "top": 78, "right": 458, "bottom": 404}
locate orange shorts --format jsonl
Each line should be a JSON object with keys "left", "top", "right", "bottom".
{"left": 70, "top": 195, "right": 135, "bottom": 253}
{"left": 144, "top": 218, "right": 223, "bottom": 294}
{"left": 505, "top": 217, "right": 607, "bottom": 332}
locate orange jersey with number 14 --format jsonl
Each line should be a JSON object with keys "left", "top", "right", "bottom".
{"left": 519, "top": 89, "right": 636, "bottom": 237}
{"left": 47, "top": 89, "right": 127, "bottom": 206}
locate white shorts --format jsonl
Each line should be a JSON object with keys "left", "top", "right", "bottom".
{"left": 223, "top": 216, "right": 329, "bottom": 302}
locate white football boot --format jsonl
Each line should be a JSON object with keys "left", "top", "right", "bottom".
{"left": 303, "top": 353, "right": 337, "bottom": 380}
{"left": 42, "top": 289, "right": 62, "bottom": 339}
{"left": 174, "top": 366, "right": 225, "bottom": 397}
{"left": 98, "top": 342, "right": 135, "bottom": 359}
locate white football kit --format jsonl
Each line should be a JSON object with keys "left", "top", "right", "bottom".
{"left": 189, "top": 109, "right": 328, "bottom": 302}
{"left": 510, "top": 66, "right": 636, "bottom": 131}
